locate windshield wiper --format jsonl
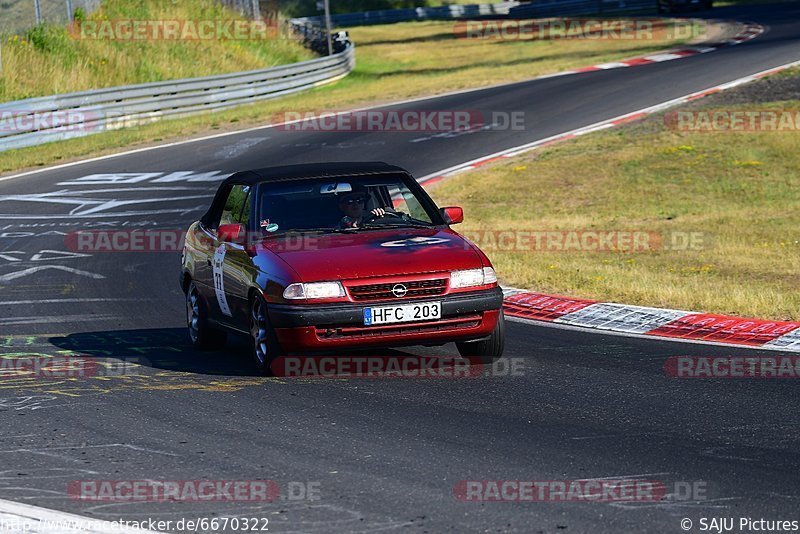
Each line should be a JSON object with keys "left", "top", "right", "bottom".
{"left": 301, "top": 227, "right": 353, "bottom": 233}
{"left": 360, "top": 222, "right": 433, "bottom": 230}
{"left": 262, "top": 228, "right": 350, "bottom": 236}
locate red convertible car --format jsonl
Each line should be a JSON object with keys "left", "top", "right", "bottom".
{"left": 180, "top": 162, "right": 504, "bottom": 374}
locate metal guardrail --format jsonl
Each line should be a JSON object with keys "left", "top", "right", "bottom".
{"left": 0, "top": 43, "right": 354, "bottom": 152}
{"left": 508, "top": 0, "right": 656, "bottom": 18}
{"left": 291, "top": 2, "right": 520, "bottom": 28}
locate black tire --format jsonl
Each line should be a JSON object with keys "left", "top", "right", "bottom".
{"left": 457, "top": 310, "right": 505, "bottom": 365}
{"left": 186, "top": 281, "right": 227, "bottom": 350}
{"left": 249, "top": 294, "right": 283, "bottom": 376}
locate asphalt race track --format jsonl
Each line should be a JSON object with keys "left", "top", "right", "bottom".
{"left": 1, "top": 3, "right": 799, "bottom": 532}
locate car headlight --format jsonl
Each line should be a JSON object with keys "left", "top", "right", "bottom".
{"left": 450, "top": 267, "right": 497, "bottom": 289}
{"left": 283, "top": 281, "right": 346, "bottom": 300}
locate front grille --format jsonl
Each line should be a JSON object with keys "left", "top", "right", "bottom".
{"left": 348, "top": 278, "right": 447, "bottom": 301}
{"left": 315, "top": 315, "right": 482, "bottom": 339}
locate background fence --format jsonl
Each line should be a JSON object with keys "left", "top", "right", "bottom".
{"left": 289, "top": 0, "right": 657, "bottom": 27}
{"left": 0, "top": 0, "right": 268, "bottom": 35}
{"left": 218, "top": 0, "right": 263, "bottom": 19}
{"left": 291, "top": 1, "right": 519, "bottom": 27}
{"left": 508, "top": 0, "right": 656, "bottom": 18}
{"left": 0, "top": 0, "right": 100, "bottom": 35}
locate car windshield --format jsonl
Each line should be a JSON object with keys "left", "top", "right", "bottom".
{"left": 255, "top": 173, "right": 438, "bottom": 234}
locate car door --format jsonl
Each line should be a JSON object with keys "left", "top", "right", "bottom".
{"left": 202, "top": 183, "right": 249, "bottom": 326}
{"left": 191, "top": 220, "right": 217, "bottom": 302}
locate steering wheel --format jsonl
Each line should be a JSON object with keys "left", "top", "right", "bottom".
{"left": 363, "top": 209, "right": 403, "bottom": 223}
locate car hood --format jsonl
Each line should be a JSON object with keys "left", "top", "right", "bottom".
{"left": 256, "top": 227, "right": 483, "bottom": 281}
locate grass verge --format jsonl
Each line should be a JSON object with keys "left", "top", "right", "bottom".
{"left": 0, "top": 17, "right": 700, "bottom": 173}
{"left": 0, "top": 0, "right": 313, "bottom": 101}
{"left": 429, "top": 93, "right": 800, "bottom": 320}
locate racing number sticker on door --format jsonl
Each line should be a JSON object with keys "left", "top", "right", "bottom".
{"left": 212, "top": 244, "right": 232, "bottom": 317}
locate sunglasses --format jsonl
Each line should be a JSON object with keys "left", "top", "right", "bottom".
{"left": 340, "top": 197, "right": 366, "bottom": 205}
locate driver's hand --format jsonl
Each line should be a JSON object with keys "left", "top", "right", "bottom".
{"left": 370, "top": 208, "right": 386, "bottom": 217}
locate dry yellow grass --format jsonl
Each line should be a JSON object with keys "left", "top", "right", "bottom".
{"left": 429, "top": 102, "right": 800, "bottom": 320}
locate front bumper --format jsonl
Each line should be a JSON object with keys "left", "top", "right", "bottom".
{"left": 268, "top": 287, "right": 503, "bottom": 351}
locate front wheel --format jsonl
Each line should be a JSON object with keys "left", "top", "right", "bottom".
{"left": 457, "top": 310, "right": 505, "bottom": 364}
{"left": 186, "top": 281, "right": 227, "bottom": 349}
{"left": 250, "top": 294, "right": 283, "bottom": 376}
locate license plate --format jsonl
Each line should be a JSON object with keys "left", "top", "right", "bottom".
{"left": 363, "top": 301, "right": 441, "bottom": 326}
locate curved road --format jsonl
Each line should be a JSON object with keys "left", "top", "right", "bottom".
{"left": 0, "top": 3, "right": 799, "bottom": 532}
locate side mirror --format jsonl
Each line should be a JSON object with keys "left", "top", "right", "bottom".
{"left": 440, "top": 206, "right": 464, "bottom": 225}
{"left": 218, "top": 223, "right": 245, "bottom": 244}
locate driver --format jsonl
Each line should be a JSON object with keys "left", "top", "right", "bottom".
{"left": 337, "top": 188, "right": 391, "bottom": 229}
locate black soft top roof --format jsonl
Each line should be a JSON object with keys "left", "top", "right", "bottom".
{"left": 221, "top": 161, "right": 411, "bottom": 186}
{"left": 201, "top": 162, "right": 414, "bottom": 227}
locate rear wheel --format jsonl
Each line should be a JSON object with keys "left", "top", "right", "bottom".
{"left": 250, "top": 294, "right": 283, "bottom": 376}
{"left": 457, "top": 310, "right": 505, "bottom": 365}
{"left": 186, "top": 281, "right": 227, "bottom": 349}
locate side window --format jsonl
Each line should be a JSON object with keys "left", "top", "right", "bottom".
{"left": 239, "top": 185, "right": 252, "bottom": 227}
{"left": 386, "top": 184, "right": 432, "bottom": 223}
{"left": 219, "top": 185, "right": 250, "bottom": 228}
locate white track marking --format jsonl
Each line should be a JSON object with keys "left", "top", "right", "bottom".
{"left": 0, "top": 266, "right": 105, "bottom": 283}
{"left": 642, "top": 53, "right": 685, "bottom": 62}
{"left": 0, "top": 314, "right": 116, "bottom": 326}
{"left": 0, "top": 498, "right": 162, "bottom": 533}
{"left": 213, "top": 137, "right": 271, "bottom": 159}
{"left": 2, "top": 298, "right": 155, "bottom": 305}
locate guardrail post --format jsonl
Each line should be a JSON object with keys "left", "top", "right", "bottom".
{"left": 34, "top": 0, "right": 43, "bottom": 24}
{"left": 324, "top": 0, "right": 334, "bottom": 55}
